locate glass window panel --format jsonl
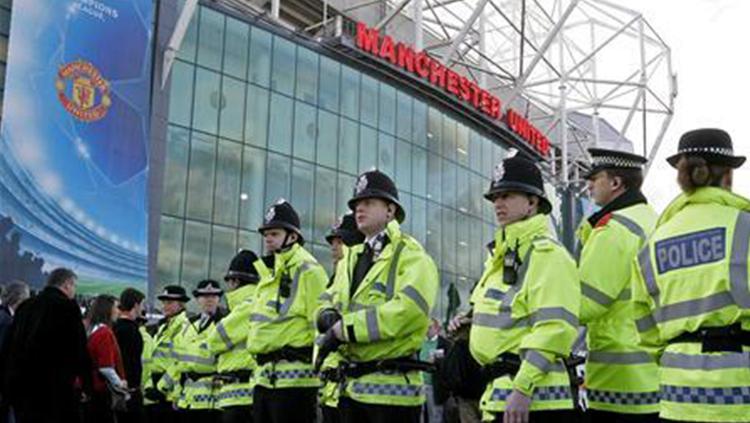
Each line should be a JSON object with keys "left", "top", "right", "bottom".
{"left": 317, "top": 110, "right": 338, "bottom": 169}
{"left": 378, "top": 132, "right": 395, "bottom": 176}
{"left": 192, "top": 67, "right": 221, "bottom": 135}
{"left": 359, "top": 125, "right": 378, "bottom": 172}
{"left": 457, "top": 166, "right": 470, "bottom": 213}
{"left": 469, "top": 173, "right": 483, "bottom": 216}
{"left": 443, "top": 160, "right": 457, "bottom": 209}
{"left": 412, "top": 100, "right": 427, "bottom": 146}
{"left": 270, "top": 36, "right": 295, "bottom": 96}
{"left": 295, "top": 48, "right": 319, "bottom": 104}
{"left": 157, "top": 215, "right": 183, "bottom": 287}
{"left": 213, "top": 140, "right": 242, "bottom": 226}
{"left": 162, "top": 126, "right": 190, "bottom": 216}
{"left": 427, "top": 107, "right": 441, "bottom": 153}
{"left": 456, "top": 123, "right": 469, "bottom": 166}
{"left": 245, "top": 85, "right": 269, "bottom": 147}
{"left": 197, "top": 7, "right": 224, "bottom": 71}
{"left": 268, "top": 93, "right": 293, "bottom": 154}
{"left": 239, "top": 146, "right": 266, "bottom": 231}
{"left": 314, "top": 166, "right": 337, "bottom": 243}
{"left": 360, "top": 74, "right": 378, "bottom": 128}
{"left": 412, "top": 146, "right": 427, "bottom": 198}
{"left": 248, "top": 27, "right": 272, "bottom": 87}
{"left": 291, "top": 160, "right": 314, "bottom": 236}
{"left": 219, "top": 76, "right": 245, "bottom": 141}
{"left": 338, "top": 118, "right": 359, "bottom": 175}
{"left": 442, "top": 115, "right": 456, "bottom": 162}
{"left": 168, "top": 61, "right": 194, "bottom": 127}
{"left": 210, "top": 225, "right": 237, "bottom": 280}
{"left": 337, "top": 173, "right": 356, "bottom": 215}
{"left": 293, "top": 101, "right": 316, "bottom": 161}
{"left": 186, "top": 132, "right": 216, "bottom": 221}
{"left": 457, "top": 211, "right": 470, "bottom": 276}
{"left": 238, "top": 229, "right": 262, "bottom": 253}
{"left": 470, "top": 216, "right": 483, "bottom": 275}
{"left": 341, "top": 66, "right": 360, "bottom": 120}
{"left": 494, "top": 144, "right": 506, "bottom": 166}
{"left": 177, "top": 7, "right": 198, "bottom": 62}
{"left": 378, "top": 83, "right": 395, "bottom": 135}
{"left": 319, "top": 57, "right": 340, "bottom": 113}
{"left": 182, "top": 220, "right": 211, "bottom": 282}
{"left": 265, "top": 152, "right": 291, "bottom": 205}
{"left": 427, "top": 152, "right": 441, "bottom": 203}
{"left": 469, "top": 129, "right": 482, "bottom": 175}
{"left": 443, "top": 207, "right": 457, "bottom": 273}
{"left": 396, "top": 92, "right": 412, "bottom": 141}
{"left": 313, "top": 243, "right": 334, "bottom": 277}
{"left": 483, "top": 137, "right": 494, "bottom": 179}
{"left": 395, "top": 140, "right": 412, "bottom": 194}
{"left": 426, "top": 205, "right": 441, "bottom": 268}
{"left": 224, "top": 17, "right": 249, "bottom": 79}
{"left": 411, "top": 196, "right": 427, "bottom": 246}
{"left": 400, "top": 193, "right": 413, "bottom": 233}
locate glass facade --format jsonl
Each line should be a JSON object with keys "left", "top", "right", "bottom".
{"left": 157, "top": 5, "right": 511, "bottom": 316}
{"left": 0, "top": 0, "right": 12, "bottom": 115}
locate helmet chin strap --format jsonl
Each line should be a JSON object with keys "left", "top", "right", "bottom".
{"left": 274, "top": 230, "right": 296, "bottom": 254}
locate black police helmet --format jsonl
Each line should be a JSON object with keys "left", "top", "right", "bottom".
{"left": 258, "top": 199, "right": 305, "bottom": 243}
{"left": 224, "top": 249, "right": 261, "bottom": 285}
{"left": 666, "top": 128, "right": 745, "bottom": 169}
{"left": 157, "top": 285, "right": 190, "bottom": 302}
{"left": 193, "top": 279, "right": 223, "bottom": 298}
{"left": 325, "top": 212, "right": 365, "bottom": 247}
{"left": 484, "top": 155, "right": 552, "bottom": 215}
{"left": 584, "top": 148, "right": 647, "bottom": 179}
{"left": 347, "top": 169, "right": 405, "bottom": 223}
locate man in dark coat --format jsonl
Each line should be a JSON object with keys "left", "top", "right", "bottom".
{"left": 2, "top": 268, "right": 91, "bottom": 423}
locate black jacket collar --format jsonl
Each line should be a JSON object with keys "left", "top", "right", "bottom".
{"left": 588, "top": 189, "right": 648, "bottom": 227}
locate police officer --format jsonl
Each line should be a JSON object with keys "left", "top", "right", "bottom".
{"left": 316, "top": 169, "right": 439, "bottom": 423}
{"left": 247, "top": 199, "right": 328, "bottom": 423}
{"left": 468, "top": 156, "right": 580, "bottom": 423}
{"left": 320, "top": 213, "right": 364, "bottom": 423}
{"left": 578, "top": 149, "right": 660, "bottom": 422}
{"left": 631, "top": 128, "right": 750, "bottom": 422}
{"left": 144, "top": 285, "right": 191, "bottom": 423}
{"left": 171, "top": 280, "right": 226, "bottom": 423}
{"left": 206, "top": 250, "right": 270, "bottom": 423}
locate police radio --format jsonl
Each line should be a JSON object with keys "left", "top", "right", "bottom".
{"left": 503, "top": 248, "right": 522, "bottom": 285}
{"left": 276, "top": 272, "right": 293, "bottom": 312}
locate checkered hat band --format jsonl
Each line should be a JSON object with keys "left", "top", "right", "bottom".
{"left": 593, "top": 157, "right": 643, "bottom": 168}
{"left": 678, "top": 146, "right": 734, "bottom": 156}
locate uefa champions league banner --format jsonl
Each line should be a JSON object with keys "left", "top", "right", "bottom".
{"left": 0, "top": 0, "right": 154, "bottom": 294}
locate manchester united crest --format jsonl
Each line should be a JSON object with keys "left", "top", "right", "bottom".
{"left": 56, "top": 60, "right": 111, "bottom": 122}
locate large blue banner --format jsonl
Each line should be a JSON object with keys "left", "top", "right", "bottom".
{"left": 0, "top": 0, "right": 154, "bottom": 294}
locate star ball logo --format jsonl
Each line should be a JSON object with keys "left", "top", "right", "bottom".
{"left": 56, "top": 60, "right": 111, "bottom": 122}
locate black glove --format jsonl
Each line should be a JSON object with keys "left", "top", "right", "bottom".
{"left": 143, "top": 387, "right": 166, "bottom": 403}
{"left": 314, "top": 328, "right": 342, "bottom": 373}
{"left": 317, "top": 308, "right": 342, "bottom": 333}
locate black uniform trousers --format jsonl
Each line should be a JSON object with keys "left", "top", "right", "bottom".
{"left": 145, "top": 402, "right": 178, "bottom": 423}
{"left": 221, "top": 405, "right": 252, "bottom": 423}
{"left": 339, "top": 397, "right": 421, "bottom": 423}
{"left": 179, "top": 408, "right": 220, "bottom": 423}
{"left": 586, "top": 409, "right": 661, "bottom": 423}
{"left": 491, "top": 409, "right": 579, "bottom": 423}
{"left": 321, "top": 405, "right": 341, "bottom": 423}
{"left": 253, "top": 386, "right": 317, "bottom": 423}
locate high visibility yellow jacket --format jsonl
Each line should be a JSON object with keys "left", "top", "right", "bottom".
{"left": 172, "top": 310, "right": 225, "bottom": 410}
{"left": 469, "top": 214, "right": 580, "bottom": 416}
{"left": 328, "top": 220, "right": 438, "bottom": 407}
{"left": 206, "top": 259, "right": 269, "bottom": 409}
{"left": 578, "top": 201, "right": 660, "bottom": 414}
{"left": 149, "top": 310, "right": 190, "bottom": 402}
{"left": 632, "top": 187, "right": 750, "bottom": 422}
{"left": 247, "top": 243, "right": 328, "bottom": 389}
{"left": 140, "top": 326, "right": 155, "bottom": 405}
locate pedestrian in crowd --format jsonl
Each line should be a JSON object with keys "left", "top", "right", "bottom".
{"left": 419, "top": 318, "right": 449, "bottom": 423}
{"left": 577, "top": 148, "right": 660, "bottom": 422}
{"left": 631, "top": 128, "right": 750, "bottom": 422}
{"left": 248, "top": 199, "right": 328, "bottom": 423}
{"left": 172, "top": 279, "right": 226, "bottom": 423}
{"left": 457, "top": 156, "right": 579, "bottom": 422}
{"left": 319, "top": 212, "right": 364, "bottom": 423}
{"left": 113, "top": 287, "right": 146, "bottom": 423}
{"left": 206, "top": 250, "right": 269, "bottom": 423}
{"left": 144, "top": 285, "right": 191, "bottom": 423}
{"left": 316, "top": 169, "right": 439, "bottom": 423}
{"left": 84, "top": 294, "right": 128, "bottom": 423}
{"left": 2, "top": 268, "right": 91, "bottom": 423}
{"left": 0, "top": 281, "right": 30, "bottom": 423}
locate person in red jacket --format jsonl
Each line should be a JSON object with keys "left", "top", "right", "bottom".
{"left": 85, "top": 294, "right": 127, "bottom": 423}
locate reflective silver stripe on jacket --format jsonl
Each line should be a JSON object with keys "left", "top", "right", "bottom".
{"left": 588, "top": 351, "right": 653, "bottom": 365}
{"left": 661, "top": 351, "right": 750, "bottom": 370}
{"left": 611, "top": 214, "right": 647, "bottom": 241}
{"left": 279, "top": 262, "right": 316, "bottom": 316}
{"left": 473, "top": 307, "right": 577, "bottom": 330}
{"left": 587, "top": 389, "right": 660, "bottom": 405}
{"left": 729, "top": 212, "right": 750, "bottom": 307}
{"left": 385, "top": 242, "right": 407, "bottom": 300}
{"left": 350, "top": 382, "right": 423, "bottom": 397}
{"left": 523, "top": 349, "right": 565, "bottom": 372}
{"left": 401, "top": 285, "right": 430, "bottom": 315}
{"left": 216, "top": 322, "right": 234, "bottom": 350}
{"left": 365, "top": 308, "right": 380, "bottom": 341}
{"left": 661, "top": 385, "right": 750, "bottom": 405}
